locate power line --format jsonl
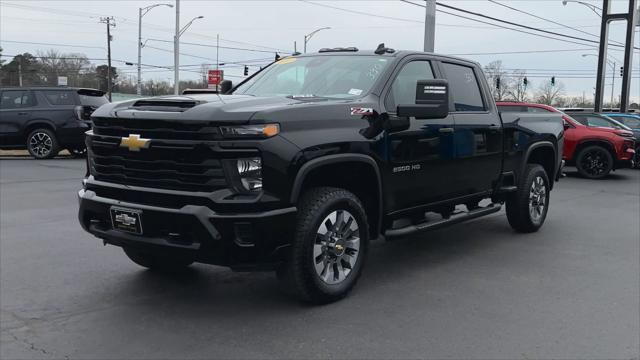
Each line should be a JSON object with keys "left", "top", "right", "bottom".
{"left": 0, "top": 40, "right": 104, "bottom": 50}
{"left": 448, "top": 48, "right": 597, "bottom": 56}
{"left": 433, "top": 1, "right": 638, "bottom": 50}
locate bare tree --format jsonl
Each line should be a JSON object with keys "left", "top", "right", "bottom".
{"left": 483, "top": 60, "right": 511, "bottom": 101}
{"left": 506, "top": 70, "right": 529, "bottom": 102}
{"left": 535, "top": 80, "right": 565, "bottom": 106}
{"left": 37, "top": 49, "right": 90, "bottom": 86}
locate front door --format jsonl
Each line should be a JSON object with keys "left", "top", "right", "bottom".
{"left": 383, "top": 59, "right": 457, "bottom": 211}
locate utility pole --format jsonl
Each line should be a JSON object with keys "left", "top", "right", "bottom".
{"left": 611, "top": 61, "right": 615, "bottom": 106}
{"left": 138, "top": 7, "right": 143, "bottom": 96}
{"left": 100, "top": 16, "right": 115, "bottom": 101}
{"left": 424, "top": 0, "right": 436, "bottom": 52}
{"left": 18, "top": 61, "right": 22, "bottom": 87}
{"left": 216, "top": 34, "right": 219, "bottom": 72}
{"left": 174, "top": 0, "right": 180, "bottom": 95}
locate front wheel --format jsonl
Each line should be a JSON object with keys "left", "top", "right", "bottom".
{"left": 575, "top": 145, "right": 613, "bottom": 179}
{"left": 277, "top": 187, "right": 369, "bottom": 304}
{"left": 506, "top": 164, "right": 550, "bottom": 233}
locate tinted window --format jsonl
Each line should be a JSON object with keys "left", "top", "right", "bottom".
{"left": 0, "top": 91, "right": 35, "bottom": 109}
{"left": 572, "top": 115, "right": 617, "bottom": 128}
{"left": 42, "top": 90, "right": 76, "bottom": 106}
{"left": 442, "top": 62, "right": 485, "bottom": 112}
{"left": 386, "top": 61, "right": 434, "bottom": 110}
{"left": 497, "top": 105, "right": 527, "bottom": 112}
{"left": 610, "top": 116, "right": 640, "bottom": 129}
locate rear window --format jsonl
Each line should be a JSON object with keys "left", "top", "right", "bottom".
{"left": 79, "top": 93, "right": 109, "bottom": 107}
{"left": 42, "top": 90, "right": 76, "bottom": 106}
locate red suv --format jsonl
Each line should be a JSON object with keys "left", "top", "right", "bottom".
{"left": 497, "top": 102, "right": 635, "bottom": 179}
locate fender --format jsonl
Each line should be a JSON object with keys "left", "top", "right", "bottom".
{"left": 290, "top": 153, "right": 384, "bottom": 237}
{"left": 23, "top": 119, "right": 58, "bottom": 133}
{"left": 521, "top": 140, "right": 557, "bottom": 181}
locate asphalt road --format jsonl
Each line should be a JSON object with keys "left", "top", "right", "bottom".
{"left": 1, "top": 158, "right": 639, "bottom": 359}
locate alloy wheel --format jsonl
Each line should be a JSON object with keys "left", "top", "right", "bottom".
{"left": 29, "top": 132, "right": 53, "bottom": 158}
{"left": 313, "top": 209, "right": 360, "bottom": 285}
{"left": 528, "top": 176, "right": 546, "bottom": 223}
{"left": 580, "top": 149, "right": 609, "bottom": 176}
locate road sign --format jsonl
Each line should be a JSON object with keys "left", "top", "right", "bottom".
{"left": 208, "top": 70, "right": 223, "bottom": 89}
{"left": 58, "top": 76, "right": 68, "bottom": 86}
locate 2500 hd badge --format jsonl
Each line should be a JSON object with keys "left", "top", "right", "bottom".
{"left": 79, "top": 45, "right": 563, "bottom": 304}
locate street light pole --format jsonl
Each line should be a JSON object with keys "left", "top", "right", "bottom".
{"left": 303, "top": 27, "right": 331, "bottom": 53}
{"left": 174, "top": 0, "right": 180, "bottom": 95}
{"left": 561, "top": 0, "right": 602, "bottom": 17}
{"left": 582, "top": 54, "right": 617, "bottom": 106}
{"left": 138, "top": 3, "right": 173, "bottom": 96}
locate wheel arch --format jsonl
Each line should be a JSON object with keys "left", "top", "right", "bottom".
{"left": 23, "top": 120, "right": 57, "bottom": 140}
{"left": 290, "top": 154, "right": 383, "bottom": 238}
{"left": 522, "top": 141, "right": 557, "bottom": 188}
{"left": 574, "top": 139, "right": 616, "bottom": 160}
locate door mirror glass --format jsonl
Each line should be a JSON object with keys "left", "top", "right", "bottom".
{"left": 396, "top": 79, "right": 449, "bottom": 119}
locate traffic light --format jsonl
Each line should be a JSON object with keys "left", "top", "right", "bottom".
{"left": 523, "top": 77, "right": 528, "bottom": 88}
{"left": 244, "top": 66, "right": 249, "bottom": 76}
{"left": 495, "top": 77, "right": 501, "bottom": 90}
{"left": 551, "top": 76, "right": 555, "bottom": 86}
{"left": 620, "top": 66, "right": 624, "bottom": 76}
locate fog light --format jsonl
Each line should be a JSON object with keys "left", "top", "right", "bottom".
{"left": 237, "top": 158, "right": 262, "bottom": 191}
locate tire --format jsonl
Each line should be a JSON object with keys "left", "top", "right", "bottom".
{"left": 506, "top": 164, "right": 550, "bottom": 233}
{"left": 575, "top": 145, "right": 613, "bottom": 179}
{"left": 277, "top": 187, "right": 369, "bottom": 304}
{"left": 123, "top": 247, "right": 193, "bottom": 272}
{"left": 67, "top": 147, "right": 87, "bottom": 158}
{"left": 27, "top": 128, "right": 59, "bottom": 159}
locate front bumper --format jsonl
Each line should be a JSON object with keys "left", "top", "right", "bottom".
{"left": 78, "top": 188, "right": 296, "bottom": 270}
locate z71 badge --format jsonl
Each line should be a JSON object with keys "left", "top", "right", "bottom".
{"left": 350, "top": 107, "right": 374, "bottom": 116}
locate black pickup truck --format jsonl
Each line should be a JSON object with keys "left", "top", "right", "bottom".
{"left": 78, "top": 47, "right": 564, "bottom": 303}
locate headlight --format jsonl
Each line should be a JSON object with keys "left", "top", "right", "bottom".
{"left": 236, "top": 157, "right": 262, "bottom": 192}
{"left": 220, "top": 124, "right": 279, "bottom": 139}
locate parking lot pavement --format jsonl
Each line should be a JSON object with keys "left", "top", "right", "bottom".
{"left": 0, "top": 158, "right": 638, "bottom": 359}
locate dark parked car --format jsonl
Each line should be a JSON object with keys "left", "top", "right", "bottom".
{"left": 79, "top": 48, "right": 563, "bottom": 303}
{"left": 0, "top": 87, "right": 108, "bottom": 159}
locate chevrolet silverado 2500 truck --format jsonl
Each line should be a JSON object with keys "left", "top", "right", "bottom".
{"left": 78, "top": 46, "right": 564, "bottom": 303}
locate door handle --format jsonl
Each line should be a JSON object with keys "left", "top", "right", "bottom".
{"left": 439, "top": 127, "right": 454, "bottom": 133}
{"left": 17, "top": 112, "right": 29, "bottom": 116}
{"left": 488, "top": 124, "right": 501, "bottom": 131}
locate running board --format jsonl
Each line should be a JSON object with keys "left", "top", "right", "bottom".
{"left": 384, "top": 204, "right": 502, "bottom": 239}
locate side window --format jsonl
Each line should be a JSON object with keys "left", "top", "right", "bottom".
{"left": 0, "top": 91, "right": 34, "bottom": 109}
{"left": 586, "top": 116, "right": 615, "bottom": 128}
{"left": 528, "top": 106, "right": 552, "bottom": 113}
{"left": 441, "top": 62, "right": 485, "bottom": 112}
{"left": 42, "top": 90, "right": 76, "bottom": 106}
{"left": 385, "top": 60, "right": 434, "bottom": 111}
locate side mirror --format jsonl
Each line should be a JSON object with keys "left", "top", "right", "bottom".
{"left": 397, "top": 79, "right": 449, "bottom": 119}
{"left": 220, "top": 80, "right": 233, "bottom": 94}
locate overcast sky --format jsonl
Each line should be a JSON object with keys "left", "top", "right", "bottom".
{"left": 1, "top": 0, "right": 638, "bottom": 102}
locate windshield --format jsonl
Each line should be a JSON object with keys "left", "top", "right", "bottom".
{"left": 234, "top": 55, "right": 390, "bottom": 99}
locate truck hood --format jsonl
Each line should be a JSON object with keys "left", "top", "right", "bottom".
{"left": 91, "top": 94, "right": 357, "bottom": 124}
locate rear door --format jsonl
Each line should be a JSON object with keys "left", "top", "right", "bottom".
{"left": 0, "top": 90, "right": 36, "bottom": 147}
{"left": 382, "top": 57, "right": 457, "bottom": 211}
{"left": 441, "top": 61, "right": 502, "bottom": 195}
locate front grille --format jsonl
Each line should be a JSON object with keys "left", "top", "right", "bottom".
{"left": 92, "top": 117, "right": 223, "bottom": 140}
{"left": 88, "top": 113, "right": 241, "bottom": 192}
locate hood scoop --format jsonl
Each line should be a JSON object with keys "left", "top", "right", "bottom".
{"left": 132, "top": 99, "right": 200, "bottom": 112}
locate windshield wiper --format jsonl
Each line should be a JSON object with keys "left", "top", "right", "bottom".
{"left": 286, "top": 94, "right": 330, "bottom": 100}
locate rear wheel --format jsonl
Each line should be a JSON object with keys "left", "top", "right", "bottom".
{"left": 575, "top": 145, "right": 613, "bottom": 179}
{"left": 277, "top": 187, "right": 369, "bottom": 304}
{"left": 123, "top": 247, "right": 193, "bottom": 272}
{"left": 506, "top": 164, "right": 550, "bottom": 233}
{"left": 27, "top": 128, "right": 59, "bottom": 159}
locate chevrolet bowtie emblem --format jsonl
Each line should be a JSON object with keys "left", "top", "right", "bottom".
{"left": 120, "top": 134, "right": 150, "bottom": 152}
{"left": 335, "top": 244, "right": 344, "bottom": 251}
